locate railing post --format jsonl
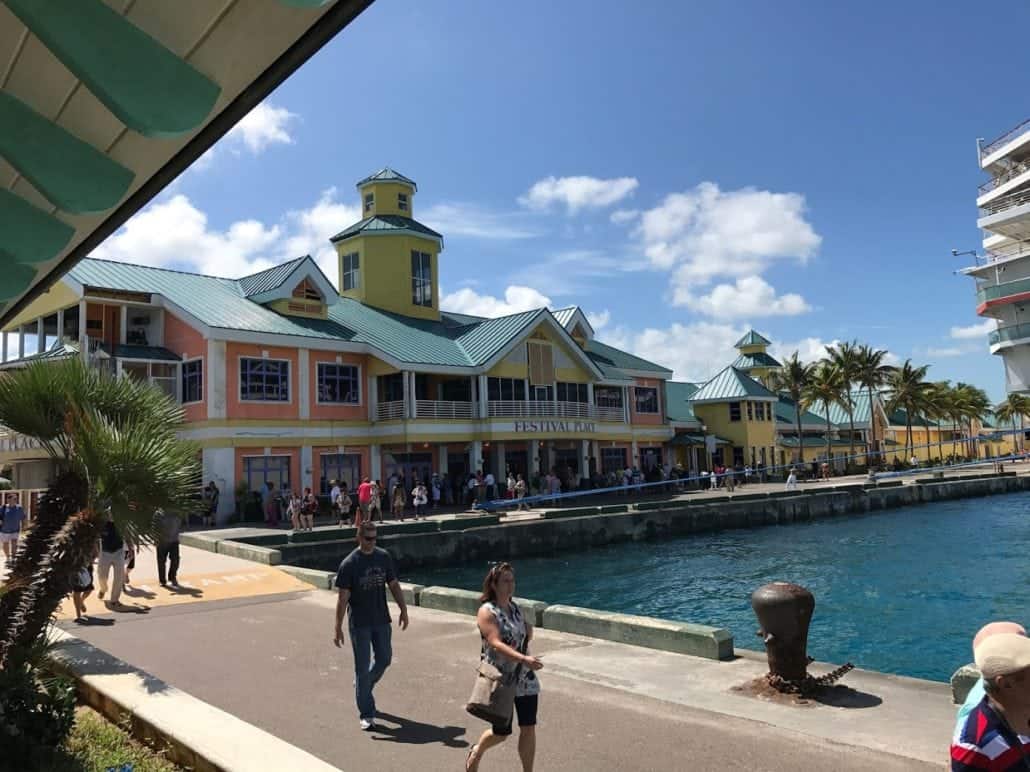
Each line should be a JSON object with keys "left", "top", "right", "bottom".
{"left": 478, "top": 375, "right": 488, "bottom": 419}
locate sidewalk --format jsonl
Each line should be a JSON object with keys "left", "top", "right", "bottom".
{"left": 59, "top": 561, "right": 952, "bottom": 771}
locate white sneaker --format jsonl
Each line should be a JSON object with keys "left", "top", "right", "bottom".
{"left": 359, "top": 718, "right": 375, "bottom": 731}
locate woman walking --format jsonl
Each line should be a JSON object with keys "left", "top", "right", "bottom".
{"left": 301, "top": 487, "right": 318, "bottom": 531}
{"left": 514, "top": 474, "right": 528, "bottom": 512}
{"left": 369, "top": 480, "right": 383, "bottom": 522}
{"left": 466, "top": 562, "right": 543, "bottom": 772}
{"left": 412, "top": 480, "right": 428, "bottom": 519}
{"left": 391, "top": 480, "right": 406, "bottom": 520}
{"left": 287, "top": 491, "right": 303, "bottom": 532}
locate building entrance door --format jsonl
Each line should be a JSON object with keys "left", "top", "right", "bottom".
{"left": 382, "top": 452, "right": 433, "bottom": 493}
{"left": 505, "top": 450, "right": 528, "bottom": 479}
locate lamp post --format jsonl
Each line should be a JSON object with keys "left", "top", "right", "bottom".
{"left": 701, "top": 423, "right": 709, "bottom": 472}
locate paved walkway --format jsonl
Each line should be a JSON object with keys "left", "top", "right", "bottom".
{"left": 58, "top": 546, "right": 953, "bottom": 771}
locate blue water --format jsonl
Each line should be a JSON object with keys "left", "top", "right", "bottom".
{"left": 406, "top": 492, "right": 1030, "bottom": 682}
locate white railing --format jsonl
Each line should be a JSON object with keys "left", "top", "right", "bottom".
{"left": 375, "top": 400, "right": 405, "bottom": 421}
{"left": 414, "top": 400, "right": 476, "bottom": 419}
{"left": 487, "top": 400, "right": 625, "bottom": 421}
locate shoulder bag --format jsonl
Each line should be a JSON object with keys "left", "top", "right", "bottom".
{"left": 465, "top": 632, "right": 525, "bottom": 724}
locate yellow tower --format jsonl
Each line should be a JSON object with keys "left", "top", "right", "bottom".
{"left": 730, "top": 330, "right": 782, "bottom": 386}
{"left": 329, "top": 168, "right": 443, "bottom": 321}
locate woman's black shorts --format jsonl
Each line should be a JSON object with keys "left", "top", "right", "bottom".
{"left": 492, "top": 694, "right": 538, "bottom": 736}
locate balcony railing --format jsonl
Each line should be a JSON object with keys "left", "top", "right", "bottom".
{"left": 982, "top": 118, "right": 1030, "bottom": 160}
{"left": 980, "top": 187, "right": 1030, "bottom": 218}
{"left": 977, "top": 276, "right": 1030, "bottom": 305}
{"left": 487, "top": 400, "right": 625, "bottom": 421}
{"left": 414, "top": 399, "right": 476, "bottom": 419}
{"left": 983, "top": 241, "right": 1030, "bottom": 264}
{"left": 374, "top": 400, "right": 405, "bottom": 421}
{"left": 988, "top": 323, "right": 1030, "bottom": 346}
{"left": 979, "top": 156, "right": 1030, "bottom": 195}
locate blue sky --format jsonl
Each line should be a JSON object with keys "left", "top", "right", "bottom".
{"left": 93, "top": 0, "right": 1030, "bottom": 400}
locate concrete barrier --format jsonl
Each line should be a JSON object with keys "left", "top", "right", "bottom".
{"left": 437, "top": 514, "right": 500, "bottom": 531}
{"left": 542, "top": 604, "right": 733, "bottom": 660}
{"left": 542, "top": 507, "right": 601, "bottom": 519}
{"left": 420, "top": 586, "right": 481, "bottom": 616}
{"left": 378, "top": 521, "right": 439, "bottom": 537}
{"left": 389, "top": 581, "right": 425, "bottom": 607}
{"left": 179, "top": 532, "right": 220, "bottom": 552}
{"left": 234, "top": 533, "right": 290, "bottom": 547}
{"left": 278, "top": 565, "right": 335, "bottom": 590}
{"left": 290, "top": 527, "right": 355, "bottom": 544}
{"left": 216, "top": 540, "right": 282, "bottom": 566}
{"left": 951, "top": 663, "right": 980, "bottom": 704}
{"left": 515, "top": 597, "right": 549, "bottom": 627}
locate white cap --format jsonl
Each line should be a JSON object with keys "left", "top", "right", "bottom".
{"left": 975, "top": 633, "right": 1030, "bottom": 679}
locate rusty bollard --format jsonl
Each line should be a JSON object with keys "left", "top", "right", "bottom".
{"left": 751, "top": 581, "right": 852, "bottom": 694}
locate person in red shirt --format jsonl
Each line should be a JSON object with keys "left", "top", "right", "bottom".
{"left": 356, "top": 477, "right": 373, "bottom": 528}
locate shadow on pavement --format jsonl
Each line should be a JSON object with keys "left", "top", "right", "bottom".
{"left": 371, "top": 712, "right": 469, "bottom": 747}
{"left": 811, "top": 686, "right": 883, "bottom": 709}
{"left": 167, "top": 585, "right": 203, "bottom": 597}
{"left": 122, "top": 584, "right": 157, "bottom": 600}
{"left": 105, "top": 601, "right": 150, "bottom": 614}
{"left": 72, "top": 616, "right": 115, "bottom": 627}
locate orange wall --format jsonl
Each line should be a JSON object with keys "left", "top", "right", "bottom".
{"left": 309, "top": 350, "right": 368, "bottom": 421}
{"left": 630, "top": 378, "right": 664, "bottom": 426}
{"left": 226, "top": 343, "right": 300, "bottom": 420}
{"left": 164, "top": 313, "right": 206, "bottom": 423}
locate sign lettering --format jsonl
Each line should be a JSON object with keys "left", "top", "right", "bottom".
{"left": 512, "top": 420, "right": 596, "bottom": 434}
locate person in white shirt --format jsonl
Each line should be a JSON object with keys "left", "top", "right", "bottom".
{"left": 785, "top": 468, "right": 798, "bottom": 491}
{"left": 329, "top": 479, "right": 342, "bottom": 509}
{"left": 412, "top": 481, "right": 428, "bottom": 519}
{"left": 485, "top": 471, "right": 497, "bottom": 500}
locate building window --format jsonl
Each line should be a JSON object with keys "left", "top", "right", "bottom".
{"left": 729, "top": 402, "right": 741, "bottom": 421}
{"left": 378, "top": 372, "right": 404, "bottom": 403}
{"left": 317, "top": 363, "right": 360, "bottom": 404}
{"left": 364, "top": 192, "right": 374, "bottom": 212}
{"left": 602, "top": 447, "right": 627, "bottom": 475}
{"left": 487, "top": 377, "right": 527, "bottom": 402}
{"left": 529, "top": 385, "right": 554, "bottom": 401}
{"left": 411, "top": 251, "right": 432, "bottom": 307}
{"left": 320, "top": 453, "right": 361, "bottom": 496}
{"left": 244, "top": 455, "right": 291, "bottom": 495}
{"left": 732, "top": 446, "right": 745, "bottom": 466}
{"left": 747, "top": 402, "right": 754, "bottom": 421}
{"left": 634, "top": 387, "right": 658, "bottom": 414}
{"left": 182, "top": 359, "right": 203, "bottom": 404}
{"left": 595, "top": 387, "right": 623, "bottom": 409}
{"left": 557, "top": 382, "right": 588, "bottom": 403}
{"left": 398, "top": 192, "right": 408, "bottom": 211}
{"left": 292, "top": 278, "right": 322, "bottom": 302}
{"left": 342, "top": 252, "right": 359, "bottom": 291}
{"left": 240, "top": 358, "right": 289, "bottom": 402}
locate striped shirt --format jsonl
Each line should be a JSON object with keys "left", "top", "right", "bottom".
{"left": 952, "top": 696, "right": 1030, "bottom": 771}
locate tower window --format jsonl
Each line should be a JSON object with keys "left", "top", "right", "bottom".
{"left": 342, "top": 252, "right": 360, "bottom": 291}
{"left": 398, "top": 192, "right": 408, "bottom": 211}
{"left": 411, "top": 251, "right": 432, "bottom": 307}
{"left": 364, "top": 192, "right": 374, "bottom": 212}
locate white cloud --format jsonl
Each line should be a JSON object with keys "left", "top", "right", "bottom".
{"left": 768, "top": 336, "right": 839, "bottom": 365}
{"left": 421, "top": 203, "right": 538, "bottom": 240}
{"left": 601, "top": 321, "right": 745, "bottom": 383}
{"left": 923, "top": 346, "right": 968, "bottom": 358}
{"left": 520, "top": 175, "right": 639, "bottom": 214}
{"left": 92, "top": 188, "right": 360, "bottom": 284}
{"left": 682, "top": 275, "right": 811, "bottom": 317}
{"left": 586, "top": 309, "right": 610, "bottom": 330}
{"left": 635, "top": 182, "right": 821, "bottom": 296}
{"left": 440, "top": 285, "right": 551, "bottom": 318}
{"left": 610, "top": 209, "right": 640, "bottom": 225}
{"left": 950, "top": 319, "right": 996, "bottom": 339}
{"left": 226, "top": 102, "right": 298, "bottom": 153}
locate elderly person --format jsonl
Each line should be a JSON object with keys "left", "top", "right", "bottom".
{"left": 466, "top": 562, "right": 543, "bottom": 772}
{"left": 951, "top": 631, "right": 1030, "bottom": 770}
{"left": 956, "top": 622, "right": 1028, "bottom": 733}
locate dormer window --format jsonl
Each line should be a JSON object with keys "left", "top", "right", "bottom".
{"left": 398, "top": 192, "right": 408, "bottom": 211}
{"left": 364, "top": 192, "right": 374, "bottom": 213}
{"left": 291, "top": 278, "right": 323, "bottom": 302}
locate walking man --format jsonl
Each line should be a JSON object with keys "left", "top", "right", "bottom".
{"left": 97, "top": 515, "right": 126, "bottom": 607}
{"left": 0, "top": 493, "right": 26, "bottom": 566}
{"left": 333, "top": 521, "right": 409, "bottom": 730}
{"left": 154, "top": 508, "right": 182, "bottom": 587}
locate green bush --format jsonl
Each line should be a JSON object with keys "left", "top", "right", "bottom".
{"left": 0, "top": 661, "right": 77, "bottom": 769}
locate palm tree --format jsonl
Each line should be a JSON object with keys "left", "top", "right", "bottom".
{"left": 803, "top": 362, "right": 846, "bottom": 470}
{"left": 953, "top": 383, "right": 991, "bottom": 459}
{"left": 768, "top": 353, "right": 815, "bottom": 466}
{"left": 885, "top": 360, "right": 930, "bottom": 460}
{"left": 1004, "top": 392, "right": 1030, "bottom": 454}
{"left": 855, "top": 344, "right": 893, "bottom": 465}
{"left": 825, "top": 341, "right": 862, "bottom": 464}
{"left": 0, "top": 359, "right": 199, "bottom": 670}
{"left": 995, "top": 399, "right": 1019, "bottom": 456}
{"left": 921, "top": 382, "right": 951, "bottom": 464}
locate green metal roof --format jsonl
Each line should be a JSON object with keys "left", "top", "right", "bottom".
{"left": 734, "top": 329, "right": 771, "bottom": 348}
{"left": 114, "top": 345, "right": 181, "bottom": 362}
{"left": 665, "top": 381, "right": 699, "bottom": 422}
{"left": 731, "top": 351, "right": 781, "bottom": 370}
{"left": 807, "top": 391, "right": 876, "bottom": 427}
{"left": 777, "top": 436, "right": 856, "bottom": 448}
{"left": 0, "top": 0, "right": 373, "bottom": 329}
{"left": 66, "top": 258, "right": 647, "bottom": 374}
{"left": 583, "top": 339, "right": 672, "bottom": 377}
{"left": 775, "top": 395, "right": 832, "bottom": 428}
{"left": 356, "top": 168, "right": 417, "bottom": 190}
{"left": 551, "top": 307, "right": 577, "bottom": 328}
{"left": 0, "top": 339, "right": 79, "bottom": 368}
{"left": 238, "top": 257, "right": 307, "bottom": 297}
{"left": 669, "top": 433, "right": 730, "bottom": 446}
{"left": 329, "top": 215, "right": 442, "bottom": 243}
{"left": 691, "top": 367, "right": 777, "bottom": 403}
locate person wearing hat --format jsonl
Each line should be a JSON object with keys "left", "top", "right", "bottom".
{"left": 956, "top": 622, "right": 1028, "bottom": 734}
{"left": 952, "top": 632, "right": 1030, "bottom": 770}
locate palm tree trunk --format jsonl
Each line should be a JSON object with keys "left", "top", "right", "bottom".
{"left": 0, "top": 508, "right": 104, "bottom": 670}
{"left": 906, "top": 417, "right": 913, "bottom": 460}
{"left": 1020, "top": 414, "right": 1025, "bottom": 455}
{"left": 0, "top": 471, "right": 87, "bottom": 636}
{"left": 937, "top": 420, "right": 944, "bottom": 463}
{"left": 847, "top": 408, "right": 856, "bottom": 470}
{"left": 825, "top": 414, "right": 833, "bottom": 473}
{"left": 795, "top": 397, "right": 804, "bottom": 470}
{"left": 866, "top": 385, "right": 877, "bottom": 465}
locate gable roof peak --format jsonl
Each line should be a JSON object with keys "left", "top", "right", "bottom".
{"left": 356, "top": 167, "right": 417, "bottom": 190}
{"left": 691, "top": 365, "right": 776, "bottom": 402}
{"left": 734, "top": 329, "right": 772, "bottom": 348}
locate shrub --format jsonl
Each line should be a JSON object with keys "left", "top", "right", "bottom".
{"left": 0, "top": 660, "right": 77, "bottom": 769}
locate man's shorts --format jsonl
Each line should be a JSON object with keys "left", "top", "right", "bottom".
{"left": 0, "top": 531, "right": 19, "bottom": 543}
{"left": 359, "top": 501, "right": 370, "bottom": 516}
{"left": 491, "top": 694, "right": 538, "bottom": 736}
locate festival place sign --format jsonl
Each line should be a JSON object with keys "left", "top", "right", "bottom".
{"left": 511, "top": 420, "right": 597, "bottom": 434}
{"left": 0, "top": 433, "right": 43, "bottom": 453}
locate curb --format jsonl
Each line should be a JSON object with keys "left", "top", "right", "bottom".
{"left": 49, "top": 629, "right": 342, "bottom": 772}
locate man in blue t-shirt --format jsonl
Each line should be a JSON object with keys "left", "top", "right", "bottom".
{"left": 1, "top": 493, "right": 26, "bottom": 565}
{"left": 333, "top": 521, "right": 409, "bottom": 731}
